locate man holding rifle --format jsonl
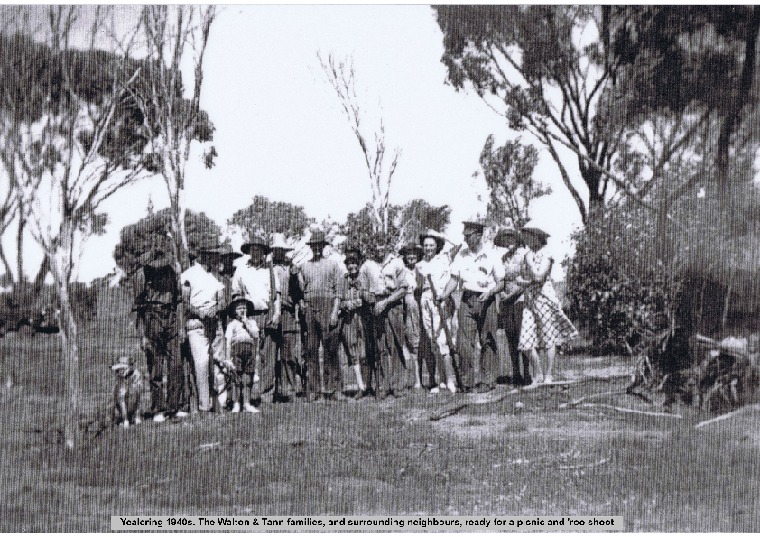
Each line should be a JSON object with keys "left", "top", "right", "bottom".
{"left": 232, "top": 233, "right": 281, "bottom": 407}
{"left": 439, "top": 220, "right": 505, "bottom": 393}
{"left": 294, "top": 229, "right": 344, "bottom": 402}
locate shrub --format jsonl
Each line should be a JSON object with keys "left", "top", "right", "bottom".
{"left": 565, "top": 214, "right": 677, "bottom": 355}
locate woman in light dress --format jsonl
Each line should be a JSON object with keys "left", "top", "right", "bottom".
{"left": 516, "top": 226, "right": 578, "bottom": 385}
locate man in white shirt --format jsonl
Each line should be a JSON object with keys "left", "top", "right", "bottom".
{"left": 439, "top": 221, "right": 505, "bottom": 393}
{"left": 231, "top": 233, "right": 281, "bottom": 406}
{"left": 182, "top": 247, "right": 226, "bottom": 413}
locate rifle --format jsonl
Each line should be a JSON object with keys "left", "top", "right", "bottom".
{"left": 268, "top": 259, "right": 277, "bottom": 328}
{"left": 426, "top": 274, "right": 462, "bottom": 388}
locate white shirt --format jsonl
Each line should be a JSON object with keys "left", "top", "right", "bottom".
{"left": 359, "top": 260, "right": 384, "bottom": 295}
{"left": 450, "top": 245, "right": 505, "bottom": 293}
{"left": 181, "top": 264, "right": 224, "bottom": 318}
{"left": 225, "top": 318, "right": 259, "bottom": 346}
{"left": 416, "top": 254, "right": 451, "bottom": 296}
{"left": 232, "top": 263, "right": 281, "bottom": 311}
{"left": 380, "top": 254, "right": 407, "bottom": 295}
{"left": 501, "top": 246, "right": 530, "bottom": 302}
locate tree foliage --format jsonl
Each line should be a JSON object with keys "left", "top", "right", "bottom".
{"left": 434, "top": 5, "right": 622, "bottom": 223}
{"left": 344, "top": 199, "right": 451, "bottom": 256}
{"left": 134, "top": 5, "right": 217, "bottom": 275}
{"left": 228, "top": 195, "right": 314, "bottom": 239}
{"left": 318, "top": 51, "right": 401, "bottom": 236}
{"left": 114, "top": 208, "right": 221, "bottom": 277}
{"left": 609, "top": 6, "right": 760, "bottom": 185}
{"left": 478, "top": 136, "right": 548, "bottom": 228}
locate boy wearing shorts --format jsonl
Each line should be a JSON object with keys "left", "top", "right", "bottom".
{"left": 224, "top": 294, "right": 261, "bottom": 413}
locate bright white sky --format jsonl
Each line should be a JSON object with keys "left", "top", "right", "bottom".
{"left": 7, "top": 5, "right": 585, "bottom": 283}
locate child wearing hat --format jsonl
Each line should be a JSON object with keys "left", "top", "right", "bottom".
{"left": 224, "top": 294, "right": 261, "bottom": 413}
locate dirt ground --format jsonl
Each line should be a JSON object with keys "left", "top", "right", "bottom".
{"left": 1, "top": 325, "right": 759, "bottom": 532}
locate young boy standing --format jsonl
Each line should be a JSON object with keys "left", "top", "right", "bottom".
{"left": 224, "top": 294, "right": 261, "bottom": 413}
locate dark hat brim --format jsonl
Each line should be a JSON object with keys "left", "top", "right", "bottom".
{"left": 521, "top": 227, "right": 550, "bottom": 241}
{"left": 462, "top": 221, "right": 486, "bottom": 235}
{"left": 138, "top": 249, "right": 174, "bottom": 269}
{"left": 493, "top": 229, "right": 520, "bottom": 248}
{"left": 227, "top": 296, "right": 255, "bottom": 316}
{"left": 241, "top": 242, "right": 270, "bottom": 255}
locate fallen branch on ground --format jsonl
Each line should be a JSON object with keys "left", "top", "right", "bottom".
{"left": 558, "top": 391, "right": 625, "bottom": 409}
{"left": 694, "top": 403, "right": 760, "bottom": 429}
{"left": 429, "top": 404, "right": 468, "bottom": 421}
{"left": 580, "top": 403, "right": 682, "bottom": 419}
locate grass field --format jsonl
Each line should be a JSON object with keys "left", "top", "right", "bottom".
{"left": 1, "top": 289, "right": 759, "bottom": 532}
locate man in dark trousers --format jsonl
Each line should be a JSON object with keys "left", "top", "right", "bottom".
{"left": 440, "top": 220, "right": 505, "bottom": 393}
{"left": 493, "top": 228, "right": 532, "bottom": 386}
{"left": 294, "top": 229, "right": 344, "bottom": 402}
{"left": 270, "top": 233, "right": 303, "bottom": 401}
{"left": 132, "top": 246, "right": 185, "bottom": 422}
{"left": 232, "top": 233, "right": 281, "bottom": 406}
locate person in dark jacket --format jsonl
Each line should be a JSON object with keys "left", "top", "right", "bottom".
{"left": 132, "top": 246, "right": 185, "bottom": 422}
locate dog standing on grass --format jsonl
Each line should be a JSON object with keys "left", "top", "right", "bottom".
{"left": 111, "top": 356, "right": 144, "bottom": 428}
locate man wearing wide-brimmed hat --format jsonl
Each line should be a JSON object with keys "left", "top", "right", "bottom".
{"left": 370, "top": 236, "right": 415, "bottom": 400}
{"left": 181, "top": 245, "right": 228, "bottom": 414}
{"left": 337, "top": 245, "right": 372, "bottom": 397}
{"left": 489, "top": 227, "right": 532, "bottom": 386}
{"left": 416, "top": 229, "right": 457, "bottom": 394}
{"left": 439, "top": 220, "right": 505, "bottom": 393}
{"left": 232, "top": 231, "right": 282, "bottom": 406}
{"left": 293, "top": 229, "right": 344, "bottom": 401}
{"left": 269, "top": 233, "right": 302, "bottom": 400}
{"left": 131, "top": 244, "right": 185, "bottom": 422}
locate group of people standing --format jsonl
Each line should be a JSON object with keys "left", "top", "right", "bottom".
{"left": 131, "top": 219, "right": 578, "bottom": 422}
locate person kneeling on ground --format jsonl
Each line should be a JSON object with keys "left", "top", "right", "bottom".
{"left": 224, "top": 294, "right": 261, "bottom": 413}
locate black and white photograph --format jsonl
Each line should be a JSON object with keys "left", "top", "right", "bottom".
{"left": 0, "top": 4, "right": 759, "bottom": 532}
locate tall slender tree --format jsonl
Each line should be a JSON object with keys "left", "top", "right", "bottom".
{"left": 318, "top": 52, "right": 401, "bottom": 242}
{"left": 0, "top": 6, "right": 154, "bottom": 448}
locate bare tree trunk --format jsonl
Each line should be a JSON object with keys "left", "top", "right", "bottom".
{"left": 716, "top": 6, "right": 760, "bottom": 184}
{"left": 16, "top": 204, "right": 25, "bottom": 283}
{"left": 33, "top": 254, "right": 50, "bottom": 293}
{"left": 50, "top": 224, "right": 81, "bottom": 449}
{"left": 0, "top": 243, "right": 12, "bottom": 282}
{"left": 721, "top": 274, "right": 733, "bottom": 332}
{"left": 168, "top": 192, "right": 188, "bottom": 411}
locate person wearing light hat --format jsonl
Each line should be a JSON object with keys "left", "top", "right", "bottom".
{"left": 182, "top": 244, "right": 226, "bottom": 414}
{"left": 438, "top": 220, "right": 505, "bottom": 393}
{"left": 131, "top": 244, "right": 185, "bottom": 421}
{"left": 416, "top": 229, "right": 457, "bottom": 394}
{"left": 485, "top": 227, "right": 532, "bottom": 386}
{"left": 270, "top": 233, "right": 302, "bottom": 400}
{"left": 232, "top": 232, "right": 281, "bottom": 407}
{"left": 514, "top": 224, "right": 578, "bottom": 385}
{"left": 399, "top": 241, "right": 423, "bottom": 390}
{"left": 293, "top": 229, "right": 344, "bottom": 401}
